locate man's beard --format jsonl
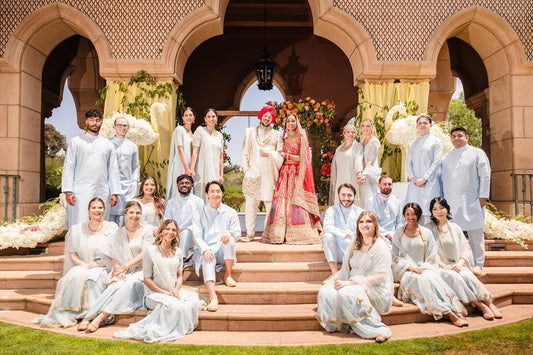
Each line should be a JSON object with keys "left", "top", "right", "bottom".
{"left": 340, "top": 200, "right": 354, "bottom": 208}
{"left": 380, "top": 189, "right": 392, "bottom": 196}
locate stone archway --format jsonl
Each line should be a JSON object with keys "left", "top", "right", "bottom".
{"left": 426, "top": 6, "right": 533, "bottom": 214}
{"left": 0, "top": 3, "right": 110, "bottom": 216}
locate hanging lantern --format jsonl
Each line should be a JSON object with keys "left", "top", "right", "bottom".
{"left": 255, "top": 48, "right": 277, "bottom": 91}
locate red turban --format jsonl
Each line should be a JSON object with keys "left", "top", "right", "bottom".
{"left": 258, "top": 106, "right": 277, "bottom": 123}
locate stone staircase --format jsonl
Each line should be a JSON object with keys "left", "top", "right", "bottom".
{"left": 0, "top": 239, "right": 532, "bottom": 331}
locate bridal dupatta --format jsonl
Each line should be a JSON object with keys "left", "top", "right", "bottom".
{"left": 262, "top": 123, "right": 322, "bottom": 244}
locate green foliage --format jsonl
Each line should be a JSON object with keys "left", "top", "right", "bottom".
{"left": 44, "top": 124, "right": 67, "bottom": 158}
{"left": 45, "top": 156, "right": 64, "bottom": 199}
{"left": 95, "top": 70, "right": 174, "bottom": 122}
{"left": 223, "top": 164, "right": 242, "bottom": 174}
{"left": 446, "top": 92, "right": 482, "bottom": 148}
{"left": 1, "top": 319, "right": 533, "bottom": 354}
{"left": 175, "top": 89, "right": 187, "bottom": 127}
{"left": 223, "top": 186, "right": 245, "bottom": 212}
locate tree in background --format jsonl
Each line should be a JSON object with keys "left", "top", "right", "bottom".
{"left": 44, "top": 124, "right": 67, "bottom": 157}
{"left": 44, "top": 124, "right": 66, "bottom": 199}
{"left": 446, "top": 92, "right": 482, "bottom": 148}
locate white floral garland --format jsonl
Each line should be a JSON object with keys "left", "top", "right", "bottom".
{"left": 0, "top": 198, "right": 66, "bottom": 250}
{"left": 485, "top": 210, "right": 533, "bottom": 248}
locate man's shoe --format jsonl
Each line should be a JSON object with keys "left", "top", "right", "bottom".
{"left": 472, "top": 266, "right": 483, "bottom": 276}
{"left": 224, "top": 276, "right": 237, "bottom": 287}
{"left": 207, "top": 299, "right": 218, "bottom": 312}
{"left": 240, "top": 235, "right": 254, "bottom": 242}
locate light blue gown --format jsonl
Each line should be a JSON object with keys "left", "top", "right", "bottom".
{"left": 191, "top": 127, "right": 224, "bottom": 202}
{"left": 317, "top": 238, "right": 393, "bottom": 339}
{"left": 359, "top": 137, "right": 381, "bottom": 206}
{"left": 405, "top": 134, "right": 442, "bottom": 217}
{"left": 114, "top": 245, "right": 200, "bottom": 343}
{"left": 427, "top": 223, "right": 492, "bottom": 303}
{"left": 61, "top": 133, "right": 121, "bottom": 228}
{"left": 392, "top": 225, "right": 467, "bottom": 319}
{"left": 79, "top": 225, "right": 155, "bottom": 322}
{"left": 167, "top": 126, "right": 193, "bottom": 199}
{"left": 34, "top": 222, "right": 118, "bottom": 327}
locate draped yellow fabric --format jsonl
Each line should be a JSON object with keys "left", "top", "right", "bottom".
{"left": 103, "top": 81, "right": 177, "bottom": 193}
{"left": 358, "top": 81, "right": 430, "bottom": 181}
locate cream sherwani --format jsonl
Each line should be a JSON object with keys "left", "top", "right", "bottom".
{"left": 241, "top": 126, "right": 283, "bottom": 237}
{"left": 62, "top": 133, "right": 121, "bottom": 228}
{"left": 441, "top": 144, "right": 491, "bottom": 267}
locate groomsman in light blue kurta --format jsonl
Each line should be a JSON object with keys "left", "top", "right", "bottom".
{"left": 62, "top": 109, "right": 120, "bottom": 228}
{"left": 164, "top": 174, "right": 204, "bottom": 266}
{"left": 109, "top": 116, "right": 140, "bottom": 226}
{"left": 192, "top": 181, "right": 241, "bottom": 312}
{"left": 322, "top": 183, "right": 364, "bottom": 278}
{"left": 366, "top": 176, "right": 404, "bottom": 242}
{"left": 441, "top": 126, "right": 491, "bottom": 276}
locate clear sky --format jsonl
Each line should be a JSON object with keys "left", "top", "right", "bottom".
{"left": 47, "top": 78, "right": 463, "bottom": 165}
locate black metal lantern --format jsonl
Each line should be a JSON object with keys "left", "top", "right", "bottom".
{"left": 255, "top": 0, "right": 277, "bottom": 91}
{"left": 256, "top": 48, "right": 277, "bottom": 91}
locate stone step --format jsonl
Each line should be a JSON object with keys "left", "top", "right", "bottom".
{"left": 183, "top": 262, "right": 330, "bottom": 283}
{"left": 0, "top": 255, "right": 64, "bottom": 271}
{"left": 485, "top": 239, "right": 533, "bottom": 251}
{"left": 484, "top": 251, "right": 533, "bottom": 267}
{"left": 4, "top": 284, "right": 529, "bottom": 332}
{"left": 0, "top": 271, "right": 60, "bottom": 289}
{"left": 478, "top": 267, "right": 533, "bottom": 284}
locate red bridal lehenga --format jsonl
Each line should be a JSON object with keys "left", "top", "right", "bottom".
{"left": 262, "top": 134, "right": 322, "bottom": 244}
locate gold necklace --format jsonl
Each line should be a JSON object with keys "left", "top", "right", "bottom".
{"left": 87, "top": 221, "right": 103, "bottom": 233}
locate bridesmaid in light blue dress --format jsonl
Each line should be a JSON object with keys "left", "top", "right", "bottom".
{"left": 35, "top": 198, "right": 118, "bottom": 328}
{"left": 114, "top": 220, "right": 201, "bottom": 343}
{"left": 78, "top": 201, "right": 155, "bottom": 332}
{"left": 317, "top": 211, "right": 393, "bottom": 343}
{"left": 358, "top": 119, "right": 381, "bottom": 206}
{"left": 392, "top": 202, "right": 468, "bottom": 327}
{"left": 167, "top": 107, "right": 195, "bottom": 199}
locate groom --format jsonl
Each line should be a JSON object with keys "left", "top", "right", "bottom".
{"left": 240, "top": 106, "right": 283, "bottom": 242}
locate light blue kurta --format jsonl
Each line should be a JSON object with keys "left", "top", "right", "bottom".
{"left": 392, "top": 225, "right": 466, "bottom": 319}
{"left": 441, "top": 145, "right": 491, "bottom": 230}
{"left": 167, "top": 126, "right": 193, "bottom": 199}
{"left": 317, "top": 238, "right": 393, "bottom": 339}
{"left": 328, "top": 141, "right": 363, "bottom": 205}
{"left": 192, "top": 203, "right": 241, "bottom": 276}
{"left": 426, "top": 222, "right": 492, "bottom": 303}
{"left": 80, "top": 225, "right": 155, "bottom": 321}
{"left": 164, "top": 193, "right": 204, "bottom": 260}
{"left": 35, "top": 222, "right": 118, "bottom": 327}
{"left": 109, "top": 137, "right": 140, "bottom": 223}
{"left": 405, "top": 134, "right": 443, "bottom": 216}
{"left": 192, "top": 127, "right": 224, "bottom": 201}
{"left": 114, "top": 245, "right": 200, "bottom": 343}
{"left": 322, "top": 203, "right": 364, "bottom": 263}
{"left": 360, "top": 137, "right": 381, "bottom": 206}
{"left": 366, "top": 193, "right": 404, "bottom": 238}
{"left": 62, "top": 133, "right": 121, "bottom": 228}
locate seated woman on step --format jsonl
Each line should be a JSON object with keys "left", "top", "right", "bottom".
{"left": 426, "top": 197, "right": 502, "bottom": 320}
{"left": 77, "top": 201, "right": 156, "bottom": 332}
{"left": 316, "top": 211, "right": 393, "bottom": 343}
{"left": 114, "top": 219, "right": 201, "bottom": 342}
{"left": 392, "top": 202, "right": 468, "bottom": 327}
{"left": 35, "top": 197, "right": 119, "bottom": 328}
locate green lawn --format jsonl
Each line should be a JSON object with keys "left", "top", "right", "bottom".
{"left": 1, "top": 319, "right": 532, "bottom": 354}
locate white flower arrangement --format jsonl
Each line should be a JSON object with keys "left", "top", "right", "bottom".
{"left": 0, "top": 199, "right": 67, "bottom": 250}
{"left": 385, "top": 102, "right": 453, "bottom": 153}
{"left": 485, "top": 210, "right": 533, "bottom": 248}
{"left": 99, "top": 110, "right": 160, "bottom": 146}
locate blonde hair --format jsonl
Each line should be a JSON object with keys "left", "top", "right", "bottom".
{"left": 359, "top": 118, "right": 378, "bottom": 138}
{"left": 346, "top": 211, "right": 381, "bottom": 261}
{"left": 154, "top": 220, "right": 180, "bottom": 249}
